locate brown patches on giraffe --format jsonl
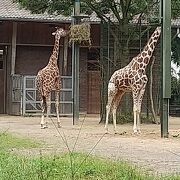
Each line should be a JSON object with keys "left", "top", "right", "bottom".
{"left": 149, "top": 38, "right": 153, "bottom": 44}
{"left": 142, "top": 52, "right": 147, "bottom": 57}
{"left": 36, "top": 27, "right": 68, "bottom": 129}
{"left": 105, "top": 26, "right": 161, "bottom": 134}
{"left": 137, "top": 57, "right": 143, "bottom": 63}
{"left": 150, "top": 44, "right": 154, "bottom": 49}
{"left": 144, "top": 46, "right": 148, "bottom": 51}
{"left": 144, "top": 57, "right": 149, "bottom": 64}
{"left": 148, "top": 50, "right": 152, "bottom": 56}
{"left": 132, "top": 62, "right": 139, "bottom": 71}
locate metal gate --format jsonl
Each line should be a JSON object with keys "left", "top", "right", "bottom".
{"left": 12, "top": 75, "right": 72, "bottom": 116}
{"left": 11, "top": 75, "right": 23, "bottom": 115}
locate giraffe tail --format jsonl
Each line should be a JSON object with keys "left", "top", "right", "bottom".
{"left": 42, "top": 96, "right": 47, "bottom": 112}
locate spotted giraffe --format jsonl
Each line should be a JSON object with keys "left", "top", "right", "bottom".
{"left": 105, "top": 26, "right": 161, "bottom": 134}
{"left": 36, "top": 27, "right": 67, "bottom": 129}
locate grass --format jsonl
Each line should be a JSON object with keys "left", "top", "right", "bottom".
{"left": 0, "top": 152, "right": 153, "bottom": 180}
{"left": 0, "top": 131, "right": 41, "bottom": 151}
{"left": 0, "top": 132, "right": 180, "bottom": 180}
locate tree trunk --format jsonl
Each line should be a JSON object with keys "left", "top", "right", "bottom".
{"left": 149, "top": 56, "right": 157, "bottom": 123}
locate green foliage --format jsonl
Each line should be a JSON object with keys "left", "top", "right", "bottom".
{"left": 0, "top": 132, "right": 41, "bottom": 151}
{"left": 14, "top": 0, "right": 174, "bottom": 21}
{"left": 172, "top": 0, "right": 180, "bottom": 18}
{"left": 171, "top": 75, "right": 180, "bottom": 104}
{"left": 0, "top": 152, "right": 154, "bottom": 180}
{"left": 172, "top": 37, "right": 180, "bottom": 66}
{"left": 14, "top": 0, "right": 180, "bottom": 22}
{"left": 171, "top": 76, "right": 180, "bottom": 96}
{"left": 0, "top": 151, "right": 180, "bottom": 180}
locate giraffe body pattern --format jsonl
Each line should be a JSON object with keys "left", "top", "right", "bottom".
{"left": 105, "top": 27, "right": 161, "bottom": 134}
{"left": 36, "top": 28, "right": 67, "bottom": 129}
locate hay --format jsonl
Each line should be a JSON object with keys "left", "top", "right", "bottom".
{"left": 69, "top": 23, "right": 91, "bottom": 46}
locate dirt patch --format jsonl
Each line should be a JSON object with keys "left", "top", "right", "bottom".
{"left": 0, "top": 115, "right": 180, "bottom": 175}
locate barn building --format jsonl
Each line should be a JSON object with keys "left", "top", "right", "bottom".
{"left": 0, "top": 0, "right": 101, "bottom": 116}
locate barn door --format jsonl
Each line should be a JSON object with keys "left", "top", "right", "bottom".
{"left": 87, "top": 71, "right": 100, "bottom": 114}
{"left": 0, "top": 46, "right": 7, "bottom": 113}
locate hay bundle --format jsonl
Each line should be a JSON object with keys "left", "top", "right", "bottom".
{"left": 69, "top": 23, "right": 91, "bottom": 45}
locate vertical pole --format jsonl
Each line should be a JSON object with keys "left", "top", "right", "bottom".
{"left": 11, "top": 22, "right": 17, "bottom": 75}
{"left": 72, "top": 0, "right": 80, "bottom": 125}
{"left": 160, "top": 0, "right": 171, "bottom": 138}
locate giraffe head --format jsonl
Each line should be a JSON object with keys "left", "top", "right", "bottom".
{"left": 154, "top": 26, "right": 161, "bottom": 37}
{"left": 52, "top": 27, "right": 67, "bottom": 39}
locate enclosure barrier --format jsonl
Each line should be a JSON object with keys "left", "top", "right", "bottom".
{"left": 12, "top": 75, "right": 72, "bottom": 116}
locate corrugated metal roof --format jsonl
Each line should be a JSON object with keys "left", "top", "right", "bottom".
{"left": 0, "top": 0, "right": 179, "bottom": 26}
{"left": 0, "top": 0, "right": 100, "bottom": 23}
{"left": 0, "top": 0, "right": 73, "bottom": 22}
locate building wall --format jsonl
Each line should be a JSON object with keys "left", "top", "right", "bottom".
{"left": 79, "top": 49, "right": 88, "bottom": 113}
{"left": 0, "top": 20, "right": 101, "bottom": 115}
{"left": 0, "top": 21, "right": 12, "bottom": 43}
{"left": 0, "top": 20, "right": 163, "bottom": 116}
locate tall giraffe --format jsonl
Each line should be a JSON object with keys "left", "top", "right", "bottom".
{"left": 105, "top": 26, "right": 161, "bottom": 134}
{"left": 36, "top": 27, "right": 67, "bottom": 129}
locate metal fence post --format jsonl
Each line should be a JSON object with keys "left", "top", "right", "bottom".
{"left": 160, "top": 0, "right": 171, "bottom": 138}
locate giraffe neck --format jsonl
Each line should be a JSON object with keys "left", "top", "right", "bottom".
{"left": 137, "top": 28, "right": 161, "bottom": 67}
{"left": 48, "top": 35, "right": 60, "bottom": 66}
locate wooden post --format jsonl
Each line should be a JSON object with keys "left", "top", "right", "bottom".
{"left": 72, "top": 0, "right": 80, "bottom": 125}
{"left": 63, "top": 36, "right": 68, "bottom": 75}
{"left": 11, "top": 22, "right": 17, "bottom": 75}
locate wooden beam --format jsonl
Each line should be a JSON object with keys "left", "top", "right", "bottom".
{"left": 63, "top": 24, "right": 69, "bottom": 75}
{"left": 11, "top": 22, "right": 17, "bottom": 75}
{"left": 72, "top": 0, "right": 80, "bottom": 124}
{"left": 63, "top": 36, "right": 68, "bottom": 75}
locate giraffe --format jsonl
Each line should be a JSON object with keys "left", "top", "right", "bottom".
{"left": 105, "top": 26, "right": 161, "bottom": 134}
{"left": 36, "top": 27, "right": 67, "bottom": 129}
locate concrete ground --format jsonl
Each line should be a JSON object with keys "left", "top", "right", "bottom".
{"left": 0, "top": 114, "right": 180, "bottom": 175}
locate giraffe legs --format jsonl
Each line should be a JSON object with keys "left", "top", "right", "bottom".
{"left": 112, "top": 92, "right": 124, "bottom": 133}
{"left": 105, "top": 82, "right": 124, "bottom": 134}
{"left": 45, "top": 95, "right": 51, "bottom": 127}
{"left": 136, "top": 82, "right": 147, "bottom": 133}
{"left": 105, "top": 104, "right": 111, "bottom": 133}
{"left": 105, "top": 82, "right": 117, "bottom": 133}
{"left": 40, "top": 95, "right": 51, "bottom": 129}
{"left": 132, "top": 79, "right": 147, "bottom": 134}
{"left": 55, "top": 91, "right": 61, "bottom": 128}
{"left": 40, "top": 91, "right": 61, "bottom": 129}
{"left": 133, "top": 103, "right": 138, "bottom": 133}
{"left": 40, "top": 102, "right": 45, "bottom": 128}
{"left": 41, "top": 97, "right": 48, "bottom": 129}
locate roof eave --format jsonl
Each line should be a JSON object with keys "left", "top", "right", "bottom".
{"left": 0, "top": 16, "right": 101, "bottom": 24}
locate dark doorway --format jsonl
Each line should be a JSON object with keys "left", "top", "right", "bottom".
{"left": 87, "top": 48, "right": 100, "bottom": 114}
{"left": 0, "top": 46, "right": 7, "bottom": 113}
{"left": 87, "top": 71, "right": 100, "bottom": 114}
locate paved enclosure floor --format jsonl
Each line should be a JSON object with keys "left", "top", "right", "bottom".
{"left": 0, "top": 115, "right": 180, "bottom": 175}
